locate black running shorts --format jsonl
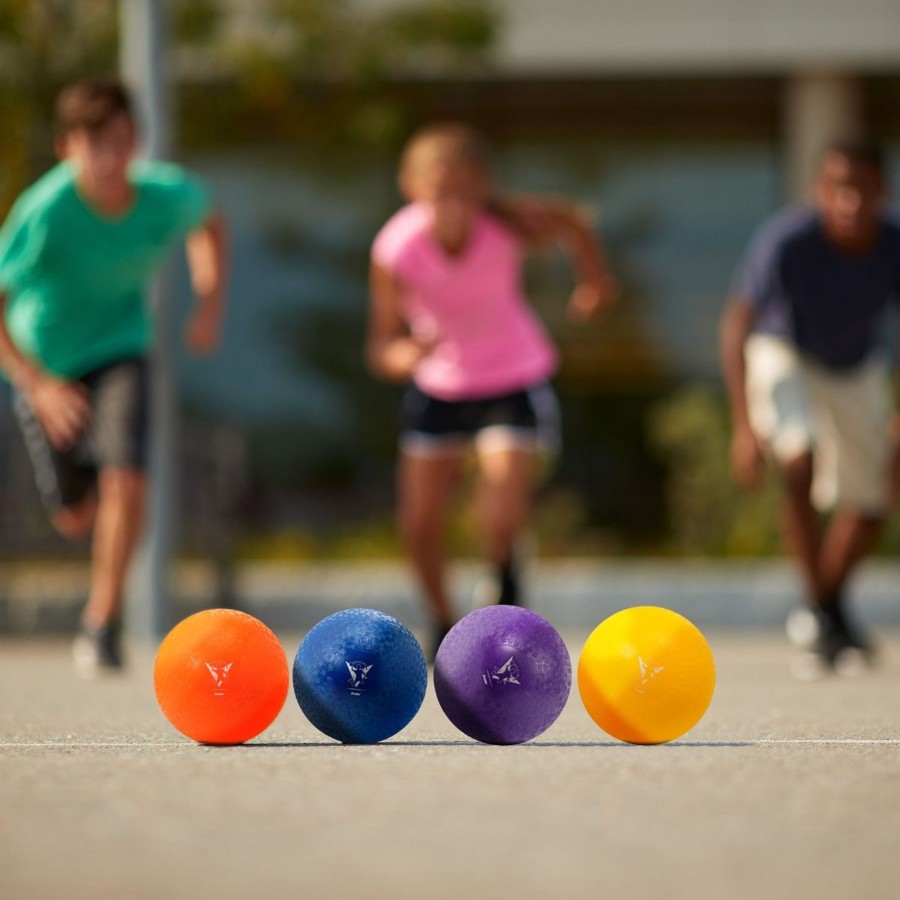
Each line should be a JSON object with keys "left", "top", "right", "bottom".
{"left": 400, "top": 381, "right": 560, "bottom": 457}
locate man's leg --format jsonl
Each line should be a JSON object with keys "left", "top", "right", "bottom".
{"left": 783, "top": 472, "right": 882, "bottom": 646}
{"left": 818, "top": 511, "right": 884, "bottom": 601}
{"left": 779, "top": 454, "right": 884, "bottom": 661}
{"left": 805, "top": 356, "right": 891, "bottom": 656}
{"left": 777, "top": 451, "right": 851, "bottom": 670}
{"left": 779, "top": 451, "right": 826, "bottom": 606}
{"left": 813, "top": 509, "right": 884, "bottom": 656}
{"left": 743, "top": 335, "right": 826, "bottom": 618}
{"left": 81, "top": 467, "right": 147, "bottom": 631}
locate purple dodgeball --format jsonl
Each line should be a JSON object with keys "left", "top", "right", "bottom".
{"left": 434, "top": 606, "right": 572, "bottom": 745}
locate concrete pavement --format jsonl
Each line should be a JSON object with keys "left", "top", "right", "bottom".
{"left": 2, "top": 630, "right": 899, "bottom": 899}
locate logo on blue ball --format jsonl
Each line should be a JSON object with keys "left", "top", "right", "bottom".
{"left": 345, "top": 660, "right": 374, "bottom": 696}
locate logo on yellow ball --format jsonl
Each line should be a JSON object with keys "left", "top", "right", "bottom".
{"left": 578, "top": 606, "right": 715, "bottom": 744}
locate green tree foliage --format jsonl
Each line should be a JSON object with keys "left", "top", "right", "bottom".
{"left": 0, "top": 0, "right": 118, "bottom": 202}
{"left": 188, "top": 1, "right": 499, "bottom": 147}
{"left": 648, "top": 385, "right": 900, "bottom": 557}
{"left": 225, "top": 1, "right": 497, "bottom": 77}
{"left": 0, "top": 1, "right": 499, "bottom": 202}
{"left": 648, "top": 386, "right": 782, "bottom": 556}
{"left": 173, "top": 0, "right": 220, "bottom": 44}
{"left": 0, "top": 0, "right": 232, "bottom": 208}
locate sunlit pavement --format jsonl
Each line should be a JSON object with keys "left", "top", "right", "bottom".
{"left": 2, "top": 629, "right": 899, "bottom": 899}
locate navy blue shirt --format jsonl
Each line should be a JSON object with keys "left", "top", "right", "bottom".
{"left": 732, "top": 207, "right": 900, "bottom": 370}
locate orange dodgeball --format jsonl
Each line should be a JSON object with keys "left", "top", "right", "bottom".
{"left": 154, "top": 609, "right": 289, "bottom": 745}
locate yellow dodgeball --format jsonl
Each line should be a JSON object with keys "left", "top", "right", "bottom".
{"left": 578, "top": 606, "right": 716, "bottom": 744}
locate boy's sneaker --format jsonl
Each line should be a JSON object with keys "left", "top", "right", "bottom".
{"left": 72, "top": 620, "right": 124, "bottom": 679}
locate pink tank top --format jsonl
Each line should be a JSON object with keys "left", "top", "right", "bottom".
{"left": 371, "top": 203, "right": 557, "bottom": 401}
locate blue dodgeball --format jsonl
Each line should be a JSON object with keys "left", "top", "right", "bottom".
{"left": 434, "top": 606, "right": 572, "bottom": 745}
{"left": 292, "top": 608, "right": 428, "bottom": 744}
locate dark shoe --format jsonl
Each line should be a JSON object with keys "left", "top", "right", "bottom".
{"left": 806, "top": 606, "right": 873, "bottom": 677}
{"left": 790, "top": 605, "right": 848, "bottom": 681}
{"left": 789, "top": 593, "right": 876, "bottom": 680}
{"left": 72, "top": 620, "right": 124, "bottom": 679}
{"left": 824, "top": 592, "right": 876, "bottom": 661}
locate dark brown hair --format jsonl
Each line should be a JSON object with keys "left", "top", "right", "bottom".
{"left": 821, "top": 140, "right": 885, "bottom": 176}
{"left": 55, "top": 79, "right": 133, "bottom": 136}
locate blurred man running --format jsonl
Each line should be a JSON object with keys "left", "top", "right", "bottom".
{"left": 721, "top": 141, "right": 900, "bottom": 675}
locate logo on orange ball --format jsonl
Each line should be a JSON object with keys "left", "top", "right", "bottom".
{"left": 205, "top": 661, "right": 233, "bottom": 697}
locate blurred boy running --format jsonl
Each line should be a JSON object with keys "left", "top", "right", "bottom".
{"left": 0, "top": 79, "right": 227, "bottom": 676}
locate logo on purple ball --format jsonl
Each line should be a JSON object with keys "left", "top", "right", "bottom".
{"left": 346, "top": 660, "right": 374, "bottom": 696}
{"left": 482, "top": 656, "right": 522, "bottom": 688}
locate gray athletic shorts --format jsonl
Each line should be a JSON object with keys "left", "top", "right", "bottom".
{"left": 14, "top": 357, "right": 149, "bottom": 512}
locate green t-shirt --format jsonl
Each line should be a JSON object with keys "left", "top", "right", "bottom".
{"left": 0, "top": 160, "right": 211, "bottom": 378}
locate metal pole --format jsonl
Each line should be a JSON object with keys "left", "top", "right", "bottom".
{"left": 119, "top": 0, "right": 176, "bottom": 638}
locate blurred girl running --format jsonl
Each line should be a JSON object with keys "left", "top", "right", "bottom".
{"left": 367, "top": 123, "right": 617, "bottom": 656}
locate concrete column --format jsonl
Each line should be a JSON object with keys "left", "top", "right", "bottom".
{"left": 783, "top": 72, "right": 864, "bottom": 203}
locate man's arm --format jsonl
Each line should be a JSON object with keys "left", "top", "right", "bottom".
{"left": 184, "top": 211, "right": 228, "bottom": 355}
{"left": 720, "top": 297, "right": 764, "bottom": 488}
{"left": 0, "top": 291, "right": 89, "bottom": 448}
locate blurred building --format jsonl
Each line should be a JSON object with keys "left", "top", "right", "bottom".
{"left": 495, "top": 0, "right": 900, "bottom": 198}
{"left": 365, "top": 1, "right": 900, "bottom": 194}
{"left": 3, "top": 1, "right": 900, "bottom": 554}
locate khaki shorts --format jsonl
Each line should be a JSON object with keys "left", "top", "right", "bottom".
{"left": 745, "top": 333, "right": 891, "bottom": 514}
